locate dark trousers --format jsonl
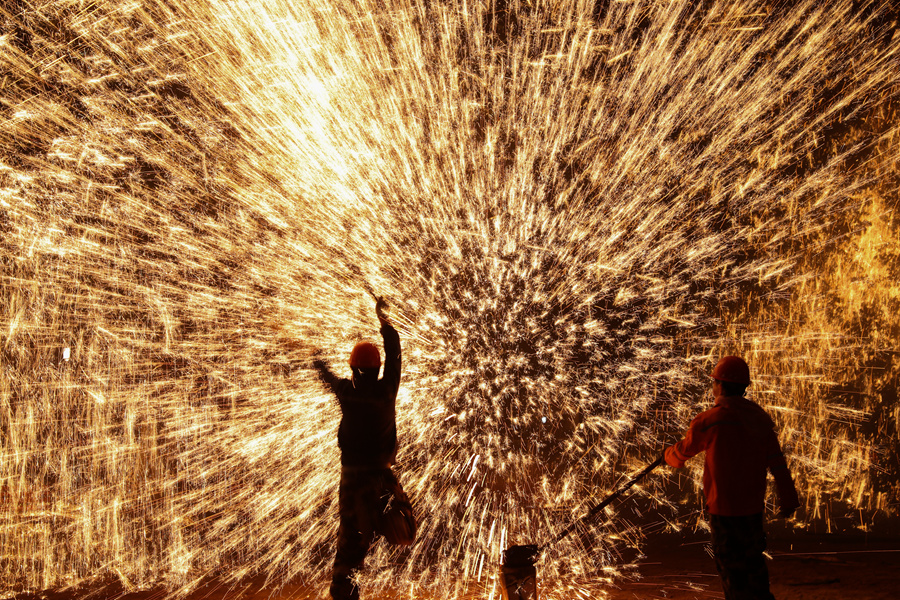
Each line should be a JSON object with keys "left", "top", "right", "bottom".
{"left": 710, "top": 513, "right": 776, "bottom": 600}
{"left": 330, "top": 468, "right": 400, "bottom": 600}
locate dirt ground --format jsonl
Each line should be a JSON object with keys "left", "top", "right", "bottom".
{"left": 12, "top": 531, "right": 900, "bottom": 600}
{"left": 607, "top": 531, "right": 900, "bottom": 600}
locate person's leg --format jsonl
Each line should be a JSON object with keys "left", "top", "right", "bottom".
{"left": 375, "top": 469, "right": 416, "bottom": 546}
{"left": 711, "top": 514, "right": 740, "bottom": 600}
{"left": 743, "top": 513, "right": 775, "bottom": 600}
{"left": 710, "top": 514, "right": 774, "bottom": 600}
{"left": 330, "top": 473, "right": 376, "bottom": 600}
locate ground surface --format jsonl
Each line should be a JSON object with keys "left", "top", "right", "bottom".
{"left": 608, "top": 531, "right": 900, "bottom": 600}
{"left": 11, "top": 532, "right": 900, "bottom": 600}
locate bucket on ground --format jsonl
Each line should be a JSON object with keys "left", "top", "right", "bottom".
{"left": 500, "top": 544, "right": 539, "bottom": 600}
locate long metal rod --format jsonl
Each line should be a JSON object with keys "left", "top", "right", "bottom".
{"left": 544, "top": 456, "right": 664, "bottom": 549}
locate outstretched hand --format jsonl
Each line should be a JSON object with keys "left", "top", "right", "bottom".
{"left": 375, "top": 296, "right": 389, "bottom": 325}
{"left": 310, "top": 347, "right": 326, "bottom": 369}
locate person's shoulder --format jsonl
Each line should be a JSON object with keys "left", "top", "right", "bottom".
{"left": 732, "top": 395, "right": 767, "bottom": 411}
{"left": 374, "top": 376, "right": 397, "bottom": 396}
{"left": 333, "top": 377, "right": 353, "bottom": 392}
{"left": 731, "top": 396, "right": 777, "bottom": 427}
{"left": 691, "top": 403, "right": 723, "bottom": 426}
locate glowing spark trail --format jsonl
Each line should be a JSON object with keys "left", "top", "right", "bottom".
{"left": 1, "top": 1, "right": 898, "bottom": 599}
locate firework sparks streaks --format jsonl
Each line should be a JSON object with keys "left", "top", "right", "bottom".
{"left": 1, "top": 0, "right": 899, "bottom": 598}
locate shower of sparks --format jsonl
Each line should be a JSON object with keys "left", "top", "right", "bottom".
{"left": 1, "top": 0, "right": 899, "bottom": 599}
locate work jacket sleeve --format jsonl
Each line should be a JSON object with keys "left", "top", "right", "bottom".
{"left": 312, "top": 358, "right": 341, "bottom": 398}
{"left": 766, "top": 432, "right": 801, "bottom": 513}
{"left": 380, "top": 322, "right": 402, "bottom": 398}
{"left": 665, "top": 414, "right": 709, "bottom": 468}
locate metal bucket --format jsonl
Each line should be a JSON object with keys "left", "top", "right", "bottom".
{"left": 500, "top": 544, "right": 539, "bottom": 600}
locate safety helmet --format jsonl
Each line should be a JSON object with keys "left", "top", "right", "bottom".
{"left": 349, "top": 341, "right": 381, "bottom": 368}
{"left": 711, "top": 355, "right": 751, "bottom": 385}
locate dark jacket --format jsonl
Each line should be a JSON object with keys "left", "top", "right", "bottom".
{"left": 665, "top": 394, "right": 800, "bottom": 516}
{"left": 315, "top": 323, "right": 402, "bottom": 468}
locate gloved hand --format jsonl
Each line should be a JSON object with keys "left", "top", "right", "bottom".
{"left": 310, "top": 347, "right": 326, "bottom": 369}
{"left": 779, "top": 504, "right": 798, "bottom": 519}
{"left": 661, "top": 446, "right": 675, "bottom": 468}
{"left": 375, "top": 296, "right": 389, "bottom": 325}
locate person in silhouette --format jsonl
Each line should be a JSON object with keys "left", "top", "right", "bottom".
{"left": 665, "top": 356, "right": 800, "bottom": 600}
{"left": 313, "top": 297, "right": 415, "bottom": 600}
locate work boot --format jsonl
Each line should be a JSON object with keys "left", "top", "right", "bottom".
{"left": 329, "top": 573, "right": 359, "bottom": 600}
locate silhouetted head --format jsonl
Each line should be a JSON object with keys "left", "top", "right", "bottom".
{"left": 349, "top": 341, "right": 381, "bottom": 390}
{"left": 349, "top": 341, "right": 381, "bottom": 369}
{"left": 711, "top": 355, "right": 750, "bottom": 396}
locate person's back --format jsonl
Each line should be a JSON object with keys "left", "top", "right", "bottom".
{"left": 689, "top": 395, "right": 787, "bottom": 516}
{"left": 665, "top": 356, "right": 799, "bottom": 600}
{"left": 322, "top": 323, "right": 401, "bottom": 469}
{"left": 335, "top": 381, "right": 397, "bottom": 466}
{"left": 312, "top": 297, "right": 413, "bottom": 600}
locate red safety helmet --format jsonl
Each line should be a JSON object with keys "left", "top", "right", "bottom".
{"left": 349, "top": 341, "right": 381, "bottom": 368}
{"left": 711, "top": 355, "right": 751, "bottom": 385}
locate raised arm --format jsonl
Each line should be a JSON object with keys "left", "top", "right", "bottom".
{"left": 312, "top": 355, "right": 341, "bottom": 396}
{"left": 380, "top": 322, "right": 401, "bottom": 395}
{"left": 375, "top": 296, "right": 401, "bottom": 397}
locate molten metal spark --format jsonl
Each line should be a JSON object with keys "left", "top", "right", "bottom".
{"left": 1, "top": 1, "right": 898, "bottom": 598}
